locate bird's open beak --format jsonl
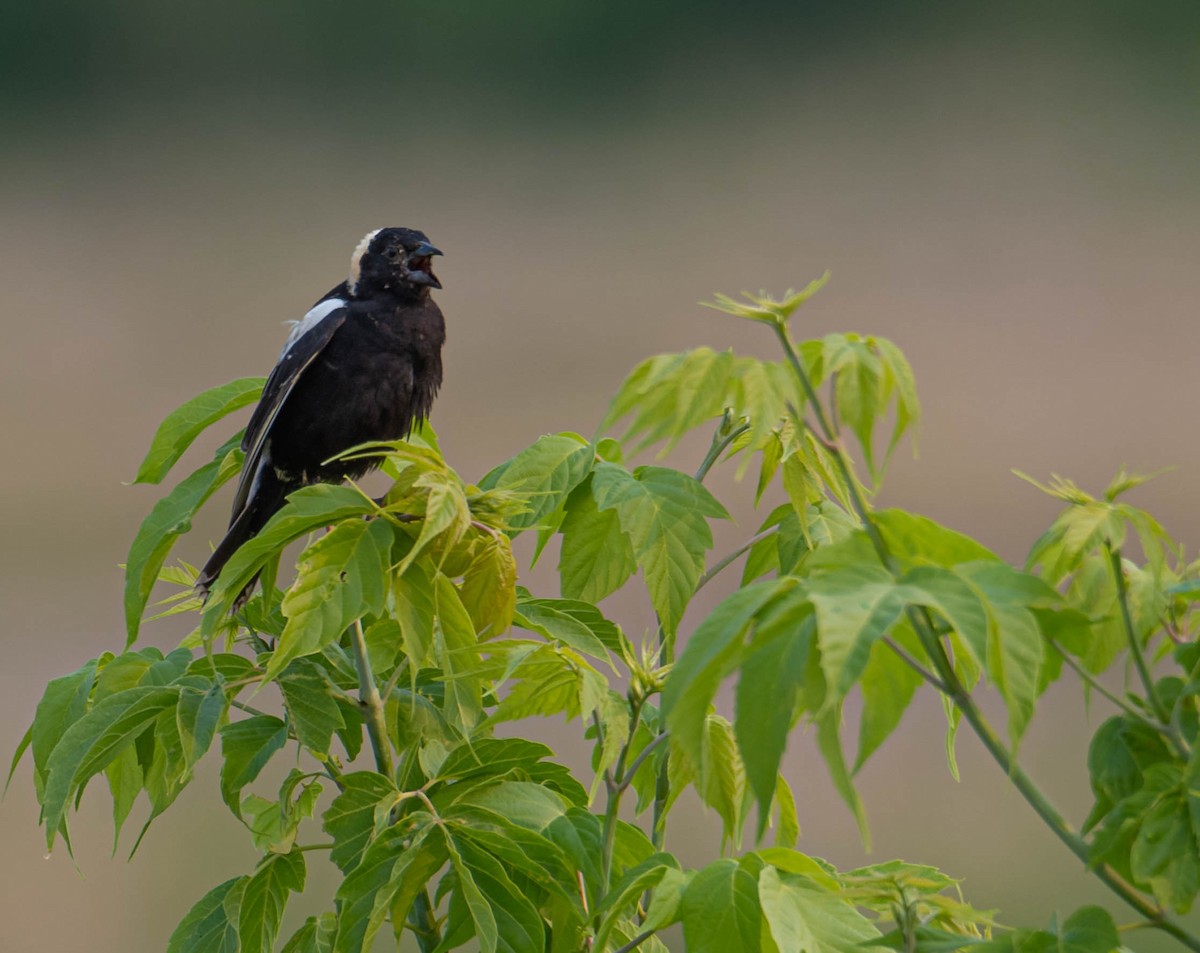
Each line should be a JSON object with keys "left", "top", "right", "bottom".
{"left": 408, "top": 242, "right": 443, "bottom": 288}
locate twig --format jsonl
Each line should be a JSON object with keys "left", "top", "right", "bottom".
{"left": 1047, "top": 637, "right": 1171, "bottom": 732}
{"left": 351, "top": 619, "right": 393, "bottom": 778}
{"left": 613, "top": 930, "right": 657, "bottom": 953}
{"left": 617, "top": 731, "right": 669, "bottom": 793}
{"left": 696, "top": 527, "right": 779, "bottom": 593}
{"left": 1107, "top": 545, "right": 1172, "bottom": 729}
{"left": 882, "top": 637, "right": 947, "bottom": 693}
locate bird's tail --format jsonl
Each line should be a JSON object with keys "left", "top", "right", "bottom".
{"left": 196, "top": 468, "right": 291, "bottom": 605}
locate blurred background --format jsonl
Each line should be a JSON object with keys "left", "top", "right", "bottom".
{"left": 4, "top": 1, "right": 1200, "bottom": 949}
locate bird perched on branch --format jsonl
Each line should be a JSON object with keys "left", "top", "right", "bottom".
{"left": 196, "top": 226, "right": 446, "bottom": 599}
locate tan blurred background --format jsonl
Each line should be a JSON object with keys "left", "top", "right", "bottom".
{"left": 4, "top": 2, "right": 1200, "bottom": 949}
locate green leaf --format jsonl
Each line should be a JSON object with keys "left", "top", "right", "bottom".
{"left": 593, "top": 855, "right": 679, "bottom": 951}
{"left": 483, "top": 432, "right": 595, "bottom": 532}
{"left": 736, "top": 629, "right": 807, "bottom": 835}
{"left": 266, "top": 518, "right": 392, "bottom": 680}
{"left": 202, "top": 485, "right": 376, "bottom": 624}
{"left": 681, "top": 858, "right": 763, "bottom": 953}
{"left": 41, "top": 686, "right": 180, "bottom": 848}
{"left": 322, "top": 772, "right": 399, "bottom": 872}
{"left": 105, "top": 744, "right": 142, "bottom": 849}
{"left": 334, "top": 824, "right": 446, "bottom": 953}
{"left": 664, "top": 580, "right": 791, "bottom": 777}
{"left": 135, "top": 377, "right": 265, "bottom": 484}
{"left": 451, "top": 833, "right": 548, "bottom": 953}
{"left": 758, "top": 866, "right": 884, "bottom": 953}
{"left": 957, "top": 562, "right": 1048, "bottom": 747}
{"left": 875, "top": 509, "right": 998, "bottom": 567}
{"left": 281, "top": 914, "right": 337, "bottom": 953}
{"left": 176, "top": 680, "right": 225, "bottom": 770}
{"left": 125, "top": 438, "right": 243, "bottom": 643}
{"left": 219, "top": 715, "right": 288, "bottom": 817}
{"left": 807, "top": 563, "right": 910, "bottom": 702}
{"left": 459, "top": 532, "right": 518, "bottom": 636}
{"left": 30, "top": 659, "right": 99, "bottom": 784}
{"left": 278, "top": 662, "right": 346, "bottom": 757}
{"left": 514, "top": 599, "right": 612, "bottom": 661}
{"left": 816, "top": 703, "right": 870, "bottom": 849}
{"left": 436, "top": 738, "right": 555, "bottom": 785}
{"left": 166, "top": 876, "right": 248, "bottom": 953}
{"left": 855, "top": 625, "right": 922, "bottom": 771}
{"left": 239, "top": 850, "right": 306, "bottom": 953}
{"left": 1055, "top": 906, "right": 1120, "bottom": 953}
{"left": 559, "top": 475, "right": 637, "bottom": 604}
{"left": 591, "top": 463, "right": 730, "bottom": 636}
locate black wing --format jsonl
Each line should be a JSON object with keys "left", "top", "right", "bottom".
{"left": 229, "top": 305, "right": 349, "bottom": 522}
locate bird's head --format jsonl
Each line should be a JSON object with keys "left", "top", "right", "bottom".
{"left": 348, "top": 226, "right": 443, "bottom": 298}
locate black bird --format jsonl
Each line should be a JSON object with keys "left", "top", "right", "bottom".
{"left": 196, "top": 227, "right": 446, "bottom": 598}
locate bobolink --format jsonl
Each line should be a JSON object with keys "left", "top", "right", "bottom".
{"left": 196, "top": 226, "right": 446, "bottom": 598}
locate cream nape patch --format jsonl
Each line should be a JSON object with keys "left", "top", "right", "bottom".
{"left": 280, "top": 297, "right": 346, "bottom": 358}
{"left": 346, "top": 227, "right": 383, "bottom": 295}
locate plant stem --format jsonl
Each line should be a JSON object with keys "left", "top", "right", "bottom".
{"left": 882, "top": 636, "right": 946, "bottom": 693}
{"left": 768, "top": 318, "right": 1200, "bottom": 952}
{"left": 600, "top": 701, "right": 643, "bottom": 891}
{"left": 1107, "top": 545, "right": 1172, "bottom": 728}
{"left": 618, "top": 731, "right": 669, "bottom": 792}
{"left": 613, "top": 930, "right": 657, "bottom": 953}
{"left": 1047, "top": 637, "right": 1171, "bottom": 732}
{"left": 351, "top": 619, "right": 393, "bottom": 778}
{"left": 696, "top": 527, "right": 779, "bottom": 593}
{"left": 409, "top": 890, "right": 440, "bottom": 953}
{"left": 695, "top": 417, "right": 750, "bottom": 482}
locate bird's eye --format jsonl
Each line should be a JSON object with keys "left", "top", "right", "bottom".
{"left": 384, "top": 247, "right": 399, "bottom": 260}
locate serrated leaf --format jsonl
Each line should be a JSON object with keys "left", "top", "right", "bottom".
{"left": 202, "top": 485, "right": 376, "bottom": 625}
{"left": 816, "top": 702, "right": 870, "bottom": 849}
{"left": 175, "top": 680, "right": 224, "bottom": 771}
{"left": 514, "top": 599, "right": 612, "bottom": 661}
{"left": 665, "top": 580, "right": 795, "bottom": 777}
{"left": 459, "top": 532, "right": 517, "bottom": 636}
{"left": 758, "top": 866, "right": 884, "bottom": 953}
{"left": 334, "top": 825, "right": 437, "bottom": 953}
{"left": 807, "top": 564, "right": 910, "bottom": 703}
{"left": 736, "top": 629, "right": 807, "bottom": 835}
{"left": 591, "top": 462, "right": 730, "bottom": 636}
{"left": 483, "top": 432, "right": 595, "bottom": 532}
{"left": 41, "top": 686, "right": 180, "bottom": 848}
{"left": 281, "top": 914, "right": 337, "bottom": 953}
{"left": 855, "top": 626, "right": 922, "bottom": 772}
{"left": 278, "top": 663, "right": 345, "bottom": 757}
{"left": 219, "top": 715, "right": 288, "bottom": 818}
{"left": 681, "top": 858, "right": 763, "bottom": 953}
{"left": 264, "top": 518, "right": 392, "bottom": 680}
{"left": 126, "top": 438, "right": 243, "bottom": 643}
{"left": 559, "top": 475, "right": 637, "bottom": 604}
{"left": 167, "top": 876, "right": 248, "bottom": 953}
{"left": 322, "top": 771, "right": 399, "bottom": 872}
{"left": 593, "top": 855, "right": 679, "bottom": 951}
{"left": 30, "top": 659, "right": 99, "bottom": 784}
{"left": 135, "top": 377, "right": 264, "bottom": 484}
{"left": 239, "top": 849, "right": 306, "bottom": 953}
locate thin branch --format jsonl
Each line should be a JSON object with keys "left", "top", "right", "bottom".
{"left": 600, "top": 700, "right": 643, "bottom": 891}
{"left": 695, "top": 417, "right": 751, "bottom": 482}
{"left": 768, "top": 318, "right": 1200, "bottom": 952}
{"left": 1047, "top": 637, "right": 1172, "bottom": 732}
{"left": 1107, "top": 545, "right": 1172, "bottom": 728}
{"left": 617, "top": 731, "right": 669, "bottom": 793}
{"left": 351, "top": 619, "right": 394, "bottom": 778}
{"left": 229, "top": 699, "right": 272, "bottom": 719}
{"left": 613, "top": 929, "right": 657, "bottom": 953}
{"left": 696, "top": 527, "right": 779, "bottom": 593}
{"left": 882, "top": 637, "right": 947, "bottom": 693}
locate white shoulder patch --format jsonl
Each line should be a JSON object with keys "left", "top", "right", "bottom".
{"left": 347, "top": 228, "right": 383, "bottom": 295}
{"left": 280, "top": 298, "right": 345, "bottom": 358}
